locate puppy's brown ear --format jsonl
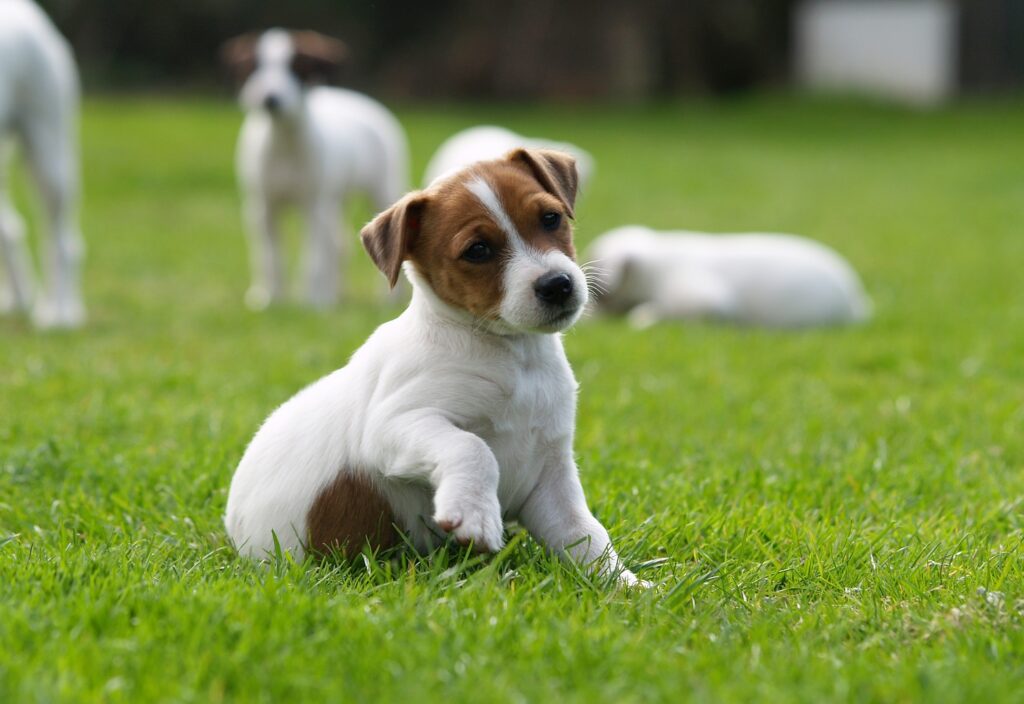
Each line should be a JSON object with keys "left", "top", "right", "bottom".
{"left": 361, "top": 194, "right": 427, "bottom": 288}
{"left": 290, "top": 31, "right": 349, "bottom": 82}
{"left": 220, "top": 33, "right": 259, "bottom": 81}
{"left": 507, "top": 148, "right": 578, "bottom": 219}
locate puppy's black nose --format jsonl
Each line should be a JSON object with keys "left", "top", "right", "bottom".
{"left": 534, "top": 272, "right": 574, "bottom": 305}
{"left": 263, "top": 95, "right": 281, "bottom": 112}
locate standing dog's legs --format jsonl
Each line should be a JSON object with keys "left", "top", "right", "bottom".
{"left": 0, "top": 196, "right": 35, "bottom": 315}
{"left": 0, "top": 147, "right": 36, "bottom": 314}
{"left": 303, "top": 198, "right": 340, "bottom": 308}
{"left": 243, "top": 198, "right": 285, "bottom": 310}
{"left": 22, "top": 118, "right": 84, "bottom": 329}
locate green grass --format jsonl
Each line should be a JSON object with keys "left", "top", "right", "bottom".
{"left": 2, "top": 96, "right": 1023, "bottom": 703}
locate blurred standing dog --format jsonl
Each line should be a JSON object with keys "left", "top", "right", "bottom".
{"left": 226, "top": 148, "right": 646, "bottom": 587}
{"left": 223, "top": 29, "right": 409, "bottom": 309}
{"left": 424, "top": 125, "right": 594, "bottom": 190}
{"left": 0, "top": 0, "right": 85, "bottom": 328}
{"left": 588, "top": 225, "right": 871, "bottom": 328}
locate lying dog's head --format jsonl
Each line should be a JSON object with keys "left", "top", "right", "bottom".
{"left": 221, "top": 29, "right": 347, "bottom": 118}
{"left": 362, "top": 149, "right": 586, "bottom": 334}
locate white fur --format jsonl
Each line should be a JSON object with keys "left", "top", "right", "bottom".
{"left": 226, "top": 175, "right": 643, "bottom": 587}
{"left": 0, "top": 0, "right": 84, "bottom": 328}
{"left": 235, "top": 29, "right": 409, "bottom": 309}
{"left": 587, "top": 225, "right": 871, "bottom": 328}
{"left": 424, "top": 125, "right": 595, "bottom": 190}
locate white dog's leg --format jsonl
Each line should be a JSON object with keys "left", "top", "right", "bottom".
{"left": 23, "top": 121, "right": 84, "bottom": 329}
{"left": 243, "top": 198, "right": 285, "bottom": 310}
{"left": 518, "top": 458, "right": 646, "bottom": 587}
{"left": 0, "top": 190, "right": 35, "bottom": 315}
{"left": 629, "top": 271, "right": 737, "bottom": 329}
{"left": 303, "top": 198, "right": 339, "bottom": 308}
{"left": 387, "top": 416, "right": 504, "bottom": 553}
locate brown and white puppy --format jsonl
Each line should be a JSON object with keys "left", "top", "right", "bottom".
{"left": 225, "top": 148, "right": 647, "bottom": 587}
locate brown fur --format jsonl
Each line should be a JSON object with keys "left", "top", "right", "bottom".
{"left": 220, "top": 30, "right": 347, "bottom": 84}
{"left": 306, "top": 472, "right": 399, "bottom": 557}
{"left": 289, "top": 31, "right": 348, "bottom": 81}
{"left": 360, "top": 149, "right": 579, "bottom": 319}
{"left": 220, "top": 33, "right": 259, "bottom": 80}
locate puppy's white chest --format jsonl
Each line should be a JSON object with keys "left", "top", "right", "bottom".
{"left": 483, "top": 357, "right": 575, "bottom": 510}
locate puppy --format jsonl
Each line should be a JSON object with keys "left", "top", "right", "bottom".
{"left": 0, "top": 0, "right": 85, "bottom": 328}
{"left": 423, "top": 125, "right": 595, "bottom": 190}
{"left": 225, "top": 149, "right": 646, "bottom": 587}
{"left": 223, "top": 29, "right": 410, "bottom": 309}
{"left": 588, "top": 225, "right": 871, "bottom": 328}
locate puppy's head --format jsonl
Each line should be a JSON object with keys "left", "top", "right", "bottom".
{"left": 221, "top": 29, "right": 347, "bottom": 118}
{"left": 362, "top": 149, "right": 587, "bottom": 334}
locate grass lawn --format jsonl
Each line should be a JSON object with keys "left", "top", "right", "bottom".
{"left": 1, "top": 96, "right": 1023, "bottom": 702}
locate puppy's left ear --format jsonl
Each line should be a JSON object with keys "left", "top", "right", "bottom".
{"left": 290, "top": 31, "right": 349, "bottom": 81}
{"left": 361, "top": 194, "right": 428, "bottom": 288}
{"left": 507, "top": 148, "right": 578, "bottom": 219}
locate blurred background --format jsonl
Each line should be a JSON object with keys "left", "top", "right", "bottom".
{"left": 35, "top": 0, "right": 1024, "bottom": 103}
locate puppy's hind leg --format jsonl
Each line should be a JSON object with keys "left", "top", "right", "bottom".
{"left": 243, "top": 198, "right": 286, "bottom": 310}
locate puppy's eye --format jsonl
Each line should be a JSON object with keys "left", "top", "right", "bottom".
{"left": 540, "top": 212, "right": 562, "bottom": 231}
{"left": 461, "top": 241, "right": 494, "bottom": 263}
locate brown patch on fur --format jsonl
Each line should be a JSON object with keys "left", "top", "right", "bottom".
{"left": 306, "top": 472, "right": 398, "bottom": 557}
{"left": 289, "top": 31, "right": 348, "bottom": 82}
{"left": 359, "top": 149, "right": 580, "bottom": 318}
{"left": 220, "top": 33, "right": 259, "bottom": 81}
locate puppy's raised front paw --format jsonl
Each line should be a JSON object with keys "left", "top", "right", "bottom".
{"left": 434, "top": 499, "right": 505, "bottom": 553}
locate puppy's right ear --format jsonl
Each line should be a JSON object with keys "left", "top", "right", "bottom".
{"left": 221, "top": 33, "right": 259, "bottom": 80}
{"left": 361, "top": 194, "right": 428, "bottom": 288}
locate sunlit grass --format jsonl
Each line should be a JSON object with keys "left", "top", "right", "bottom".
{"left": 1, "top": 96, "right": 1022, "bottom": 702}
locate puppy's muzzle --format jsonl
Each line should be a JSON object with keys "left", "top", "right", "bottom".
{"left": 534, "top": 272, "right": 574, "bottom": 306}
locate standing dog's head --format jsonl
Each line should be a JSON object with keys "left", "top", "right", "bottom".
{"left": 221, "top": 29, "right": 347, "bottom": 118}
{"left": 362, "top": 149, "right": 587, "bottom": 335}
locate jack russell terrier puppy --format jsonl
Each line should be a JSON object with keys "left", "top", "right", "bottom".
{"left": 588, "top": 225, "right": 871, "bottom": 328}
{"left": 223, "top": 29, "right": 410, "bottom": 309}
{"left": 423, "top": 125, "right": 595, "bottom": 190}
{"left": 0, "top": 0, "right": 85, "bottom": 328}
{"left": 226, "top": 148, "right": 646, "bottom": 587}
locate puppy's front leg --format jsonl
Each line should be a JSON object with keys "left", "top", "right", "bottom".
{"left": 389, "top": 417, "right": 504, "bottom": 553}
{"left": 519, "top": 456, "right": 645, "bottom": 587}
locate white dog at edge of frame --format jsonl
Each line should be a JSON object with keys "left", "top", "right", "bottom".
{"left": 223, "top": 28, "right": 410, "bottom": 309}
{"left": 225, "top": 148, "right": 650, "bottom": 588}
{"left": 0, "top": 0, "right": 86, "bottom": 329}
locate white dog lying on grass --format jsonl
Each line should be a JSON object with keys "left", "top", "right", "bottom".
{"left": 423, "top": 125, "right": 594, "bottom": 190}
{"left": 587, "top": 225, "right": 871, "bottom": 328}
{"left": 0, "top": 0, "right": 85, "bottom": 328}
